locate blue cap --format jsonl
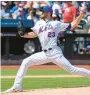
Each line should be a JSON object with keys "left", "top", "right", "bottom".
{"left": 42, "top": 6, "right": 53, "bottom": 13}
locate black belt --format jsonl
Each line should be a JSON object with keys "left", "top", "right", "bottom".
{"left": 44, "top": 48, "right": 52, "bottom": 52}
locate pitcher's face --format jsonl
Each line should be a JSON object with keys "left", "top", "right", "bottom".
{"left": 43, "top": 12, "right": 50, "bottom": 18}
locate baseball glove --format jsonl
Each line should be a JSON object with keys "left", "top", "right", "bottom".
{"left": 17, "top": 21, "right": 25, "bottom": 36}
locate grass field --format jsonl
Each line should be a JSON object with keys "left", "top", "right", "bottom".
{"left": 1, "top": 69, "right": 90, "bottom": 92}
{"left": 1, "top": 69, "right": 69, "bottom": 76}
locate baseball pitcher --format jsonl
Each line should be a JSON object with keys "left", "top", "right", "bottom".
{"left": 5, "top": 5, "right": 90, "bottom": 93}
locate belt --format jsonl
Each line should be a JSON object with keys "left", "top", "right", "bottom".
{"left": 44, "top": 48, "right": 52, "bottom": 52}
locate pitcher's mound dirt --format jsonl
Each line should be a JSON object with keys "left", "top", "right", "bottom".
{"left": 2, "top": 87, "right": 90, "bottom": 95}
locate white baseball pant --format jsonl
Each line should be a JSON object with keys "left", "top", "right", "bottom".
{"left": 13, "top": 51, "right": 90, "bottom": 87}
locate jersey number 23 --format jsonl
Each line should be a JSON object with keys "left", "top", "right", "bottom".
{"left": 48, "top": 32, "right": 55, "bottom": 37}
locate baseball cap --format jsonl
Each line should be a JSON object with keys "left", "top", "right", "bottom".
{"left": 42, "top": 6, "right": 53, "bottom": 13}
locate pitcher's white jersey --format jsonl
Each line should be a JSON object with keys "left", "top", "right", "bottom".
{"left": 32, "top": 19, "right": 70, "bottom": 50}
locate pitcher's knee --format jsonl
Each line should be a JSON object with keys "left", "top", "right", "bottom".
{"left": 66, "top": 66, "right": 79, "bottom": 74}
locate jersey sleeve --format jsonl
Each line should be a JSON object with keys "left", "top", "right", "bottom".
{"left": 56, "top": 21, "right": 71, "bottom": 32}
